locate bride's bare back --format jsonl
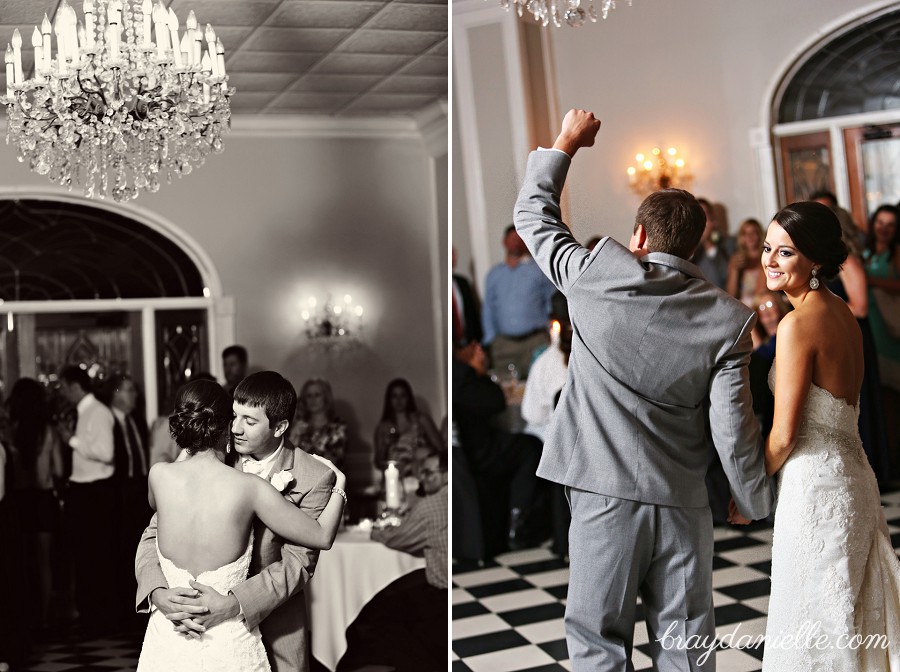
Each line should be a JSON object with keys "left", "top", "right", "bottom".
{"left": 789, "top": 288, "right": 864, "bottom": 405}
{"left": 150, "top": 453, "right": 258, "bottom": 577}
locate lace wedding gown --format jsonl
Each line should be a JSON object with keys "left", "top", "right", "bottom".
{"left": 137, "top": 533, "right": 270, "bottom": 672}
{"left": 764, "top": 367, "right": 900, "bottom": 671}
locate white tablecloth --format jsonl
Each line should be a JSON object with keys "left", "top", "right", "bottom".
{"left": 307, "top": 526, "right": 426, "bottom": 671}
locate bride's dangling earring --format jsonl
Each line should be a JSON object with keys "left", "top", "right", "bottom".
{"left": 809, "top": 268, "right": 820, "bottom": 290}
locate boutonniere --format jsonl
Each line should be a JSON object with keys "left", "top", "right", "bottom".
{"left": 270, "top": 470, "right": 295, "bottom": 493}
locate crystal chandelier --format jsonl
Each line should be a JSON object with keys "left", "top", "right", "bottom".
{"left": 627, "top": 146, "right": 692, "bottom": 197}
{"left": 3, "top": 0, "right": 234, "bottom": 202}
{"left": 498, "top": 0, "right": 631, "bottom": 28}
{"left": 301, "top": 294, "right": 365, "bottom": 350}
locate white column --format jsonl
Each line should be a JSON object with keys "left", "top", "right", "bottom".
{"left": 141, "top": 306, "right": 158, "bottom": 421}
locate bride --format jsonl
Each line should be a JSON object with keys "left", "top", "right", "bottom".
{"left": 744, "top": 201, "right": 900, "bottom": 670}
{"left": 136, "top": 379, "right": 346, "bottom": 672}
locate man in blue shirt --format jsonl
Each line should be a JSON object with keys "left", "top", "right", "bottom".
{"left": 482, "top": 225, "right": 557, "bottom": 378}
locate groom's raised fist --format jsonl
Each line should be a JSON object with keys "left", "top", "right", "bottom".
{"left": 553, "top": 109, "right": 601, "bottom": 157}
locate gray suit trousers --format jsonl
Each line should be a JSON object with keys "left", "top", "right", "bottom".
{"left": 566, "top": 489, "right": 715, "bottom": 672}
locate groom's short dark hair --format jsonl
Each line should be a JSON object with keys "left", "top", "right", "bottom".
{"left": 634, "top": 189, "right": 705, "bottom": 259}
{"left": 233, "top": 371, "right": 297, "bottom": 429}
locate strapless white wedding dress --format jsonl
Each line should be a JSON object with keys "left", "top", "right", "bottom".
{"left": 763, "top": 367, "right": 900, "bottom": 671}
{"left": 137, "top": 533, "right": 270, "bottom": 672}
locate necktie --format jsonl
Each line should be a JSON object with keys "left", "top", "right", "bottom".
{"left": 452, "top": 291, "right": 464, "bottom": 344}
{"left": 120, "top": 417, "right": 134, "bottom": 478}
{"left": 127, "top": 416, "right": 148, "bottom": 477}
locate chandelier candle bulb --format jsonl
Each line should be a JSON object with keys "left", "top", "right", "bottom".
{"left": 11, "top": 30, "right": 22, "bottom": 85}
{"left": 5, "top": 46, "right": 12, "bottom": 97}
{"left": 153, "top": 3, "right": 169, "bottom": 60}
{"left": 41, "top": 15, "right": 51, "bottom": 73}
{"left": 216, "top": 38, "right": 225, "bottom": 77}
{"left": 141, "top": 0, "right": 152, "bottom": 47}
{"left": 204, "top": 25, "right": 218, "bottom": 77}
{"left": 180, "top": 32, "right": 192, "bottom": 66}
{"left": 83, "top": 0, "right": 95, "bottom": 51}
{"left": 168, "top": 9, "right": 182, "bottom": 67}
{"left": 31, "top": 28, "right": 42, "bottom": 77}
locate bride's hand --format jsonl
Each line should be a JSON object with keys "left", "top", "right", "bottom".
{"left": 311, "top": 455, "right": 346, "bottom": 491}
{"left": 727, "top": 497, "right": 752, "bottom": 525}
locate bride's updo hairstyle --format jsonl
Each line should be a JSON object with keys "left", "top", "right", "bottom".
{"left": 772, "top": 201, "right": 849, "bottom": 281}
{"left": 169, "top": 379, "right": 232, "bottom": 455}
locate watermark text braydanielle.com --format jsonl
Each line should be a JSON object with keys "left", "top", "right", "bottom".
{"left": 657, "top": 620, "right": 890, "bottom": 666}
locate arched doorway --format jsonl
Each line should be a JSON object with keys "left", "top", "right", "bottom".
{"left": 765, "top": 3, "right": 900, "bottom": 229}
{"left": 0, "top": 194, "right": 234, "bottom": 420}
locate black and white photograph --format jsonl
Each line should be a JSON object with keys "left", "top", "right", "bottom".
{"left": 0, "top": 1, "right": 447, "bottom": 671}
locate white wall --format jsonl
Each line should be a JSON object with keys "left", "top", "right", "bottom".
{"left": 453, "top": 0, "right": 898, "bottom": 289}
{"left": 0, "top": 121, "right": 446, "bottom": 466}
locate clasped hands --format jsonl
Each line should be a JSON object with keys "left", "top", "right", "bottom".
{"left": 727, "top": 497, "right": 752, "bottom": 526}
{"left": 150, "top": 582, "right": 241, "bottom": 639}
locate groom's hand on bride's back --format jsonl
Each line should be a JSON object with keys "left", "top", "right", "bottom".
{"left": 552, "top": 108, "right": 601, "bottom": 158}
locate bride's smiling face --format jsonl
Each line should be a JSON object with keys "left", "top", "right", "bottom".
{"left": 762, "top": 222, "right": 817, "bottom": 293}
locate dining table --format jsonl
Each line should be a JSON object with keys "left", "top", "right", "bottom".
{"left": 307, "top": 524, "right": 426, "bottom": 671}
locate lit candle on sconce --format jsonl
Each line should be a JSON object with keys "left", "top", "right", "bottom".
{"left": 11, "top": 29, "right": 22, "bottom": 84}
{"left": 168, "top": 8, "right": 182, "bottom": 67}
{"left": 40, "top": 14, "right": 51, "bottom": 73}
{"left": 551, "top": 320, "right": 561, "bottom": 346}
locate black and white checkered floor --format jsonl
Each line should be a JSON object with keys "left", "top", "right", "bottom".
{"left": 451, "top": 489, "right": 900, "bottom": 672}
{"left": 20, "top": 626, "right": 144, "bottom": 672}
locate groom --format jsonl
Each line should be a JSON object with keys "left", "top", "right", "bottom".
{"left": 135, "top": 371, "right": 337, "bottom": 672}
{"left": 514, "top": 109, "right": 772, "bottom": 671}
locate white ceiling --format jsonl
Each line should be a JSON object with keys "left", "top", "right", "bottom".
{"left": 0, "top": 0, "right": 448, "bottom": 117}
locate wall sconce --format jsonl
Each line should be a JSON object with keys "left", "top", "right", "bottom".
{"left": 300, "top": 294, "right": 364, "bottom": 349}
{"left": 627, "top": 146, "right": 692, "bottom": 197}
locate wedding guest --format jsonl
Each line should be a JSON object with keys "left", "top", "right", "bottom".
{"left": 726, "top": 218, "right": 767, "bottom": 307}
{"left": 222, "top": 344, "right": 248, "bottom": 397}
{"left": 289, "top": 378, "right": 347, "bottom": 467}
{"left": 864, "top": 204, "right": 900, "bottom": 467}
{"left": 373, "top": 378, "right": 441, "bottom": 477}
{"left": 0, "top": 435, "right": 23, "bottom": 670}
{"left": 7, "top": 378, "right": 64, "bottom": 631}
{"left": 811, "top": 189, "right": 865, "bottom": 253}
{"left": 750, "top": 292, "right": 790, "bottom": 437}
{"left": 864, "top": 205, "right": 900, "bottom": 389}
{"left": 453, "top": 342, "right": 542, "bottom": 550}
{"left": 452, "top": 246, "right": 483, "bottom": 347}
{"left": 826, "top": 230, "right": 891, "bottom": 482}
{"left": 690, "top": 198, "right": 730, "bottom": 289}
{"left": 339, "top": 451, "right": 447, "bottom": 672}
{"left": 482, "top": 225, "right": 557, "bottom": 378}
{"left": 99, "top": 374, "right": 151, "bottom": 618}
{"left": 56, "top": 365, "right": 116, "bottom": 631}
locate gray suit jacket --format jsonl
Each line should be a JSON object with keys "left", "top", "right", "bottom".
{"left": 515, "top": 150, "right": 771, "bottom": 517}
{"left": 135, "top": 440, "right": 336, "bottom": 672}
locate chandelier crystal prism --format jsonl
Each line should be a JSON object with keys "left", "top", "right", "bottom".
{"left": 3, "top": 0, "right": 234, "bottom": 202}
{"left": 498, "top": 0, "right": 631, "bottom": 29}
